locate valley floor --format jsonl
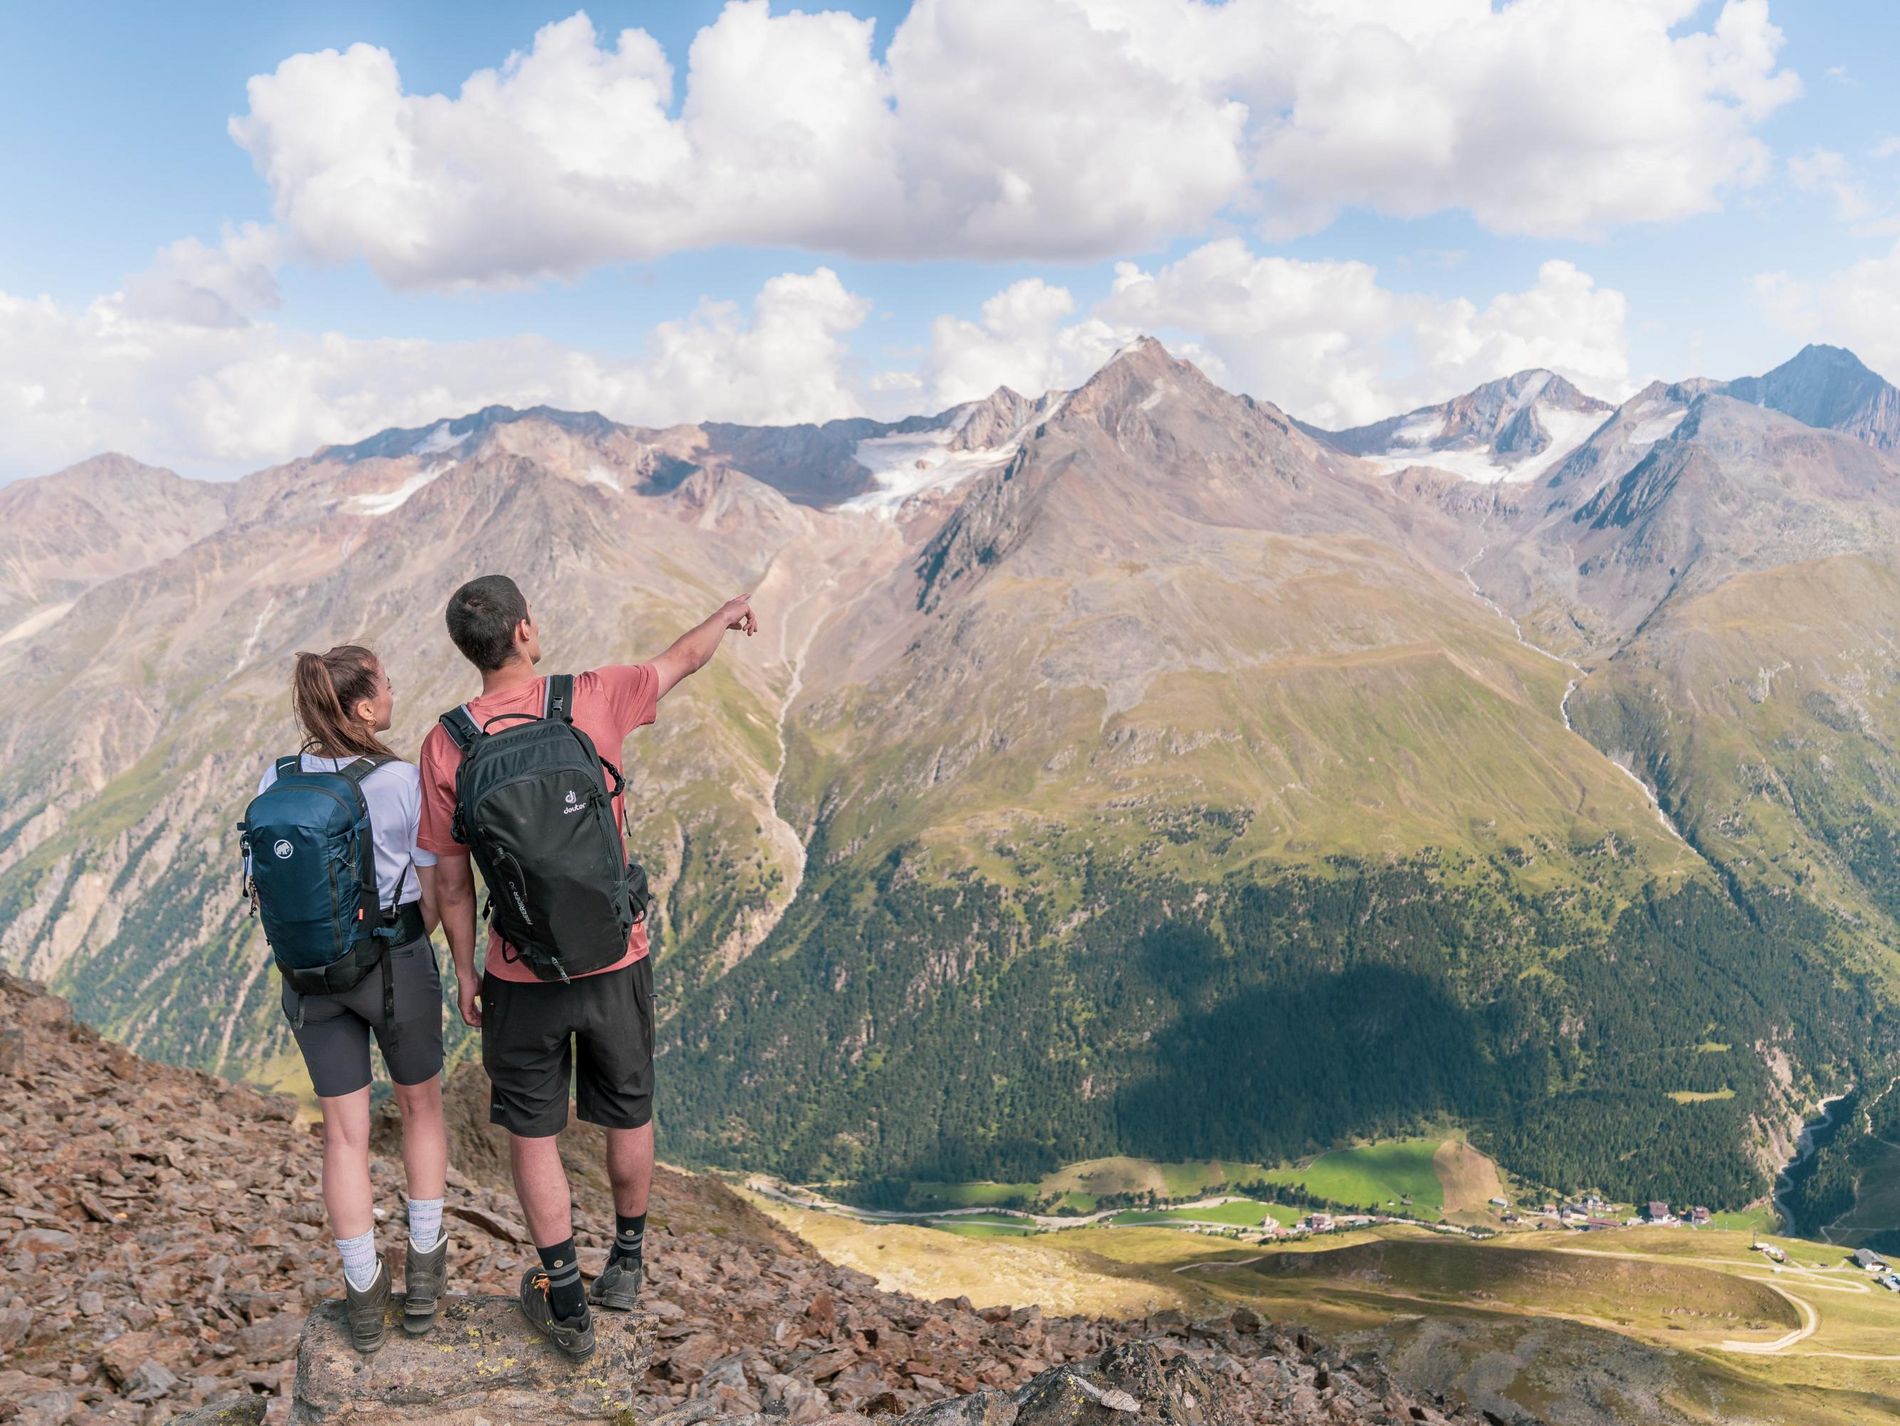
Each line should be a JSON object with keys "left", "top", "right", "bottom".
{"left": 748, "top": 1187, "right": 1900, "bottom": 1425}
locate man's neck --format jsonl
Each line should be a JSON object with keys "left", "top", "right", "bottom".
{"left": 479, "top": 657, "right": 539, "bottom": 698}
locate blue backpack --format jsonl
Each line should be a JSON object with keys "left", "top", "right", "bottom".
{"left": 239, "top": 755, "right": 407, "bottom": 1004}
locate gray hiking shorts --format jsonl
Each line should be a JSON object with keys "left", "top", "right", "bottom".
{"left": 282, "top": 932, "right": 444, "bottom": 1098}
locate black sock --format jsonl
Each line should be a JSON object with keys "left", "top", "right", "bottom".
{"left": 536, "top": 1239, "right": 587, "bottom": 1320}
{"left": 610, "top": 1212, "right": 646, "bottom": 1266}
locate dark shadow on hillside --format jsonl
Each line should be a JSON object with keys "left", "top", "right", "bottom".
{"left": 1108, "top": 957, "right": 1498, "bottom": 1171}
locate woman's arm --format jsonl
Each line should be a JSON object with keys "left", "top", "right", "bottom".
{"left": 417, "top": 864, "right": 442, "bottom": 938}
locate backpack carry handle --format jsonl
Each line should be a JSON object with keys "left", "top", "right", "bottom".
{"left": 439, "top": 674, "right": 578, "bottom": 748}
{"left": 479, "top": 711, "right": 543, "bottom": 734}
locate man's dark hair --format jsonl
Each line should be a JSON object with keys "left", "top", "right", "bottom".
{"left": 446, "top": 575, "right": 530, "bottom": 672}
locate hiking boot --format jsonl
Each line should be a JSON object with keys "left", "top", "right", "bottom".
{"left": 588, "top": 1250, "right": 644, "bottom": 1312}
{"left": 518, "top": 1267, "right": 596, "bottom": 1362}
{"left": 344, "top": 1260, "right": 391, "bottom": 1354}
{"left": 402, "top": 1233, "right": 449, "bottom": 1335}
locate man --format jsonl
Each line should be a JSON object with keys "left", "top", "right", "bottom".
{"left": 419, "top": 574, "right": 757, "bottom": 1360}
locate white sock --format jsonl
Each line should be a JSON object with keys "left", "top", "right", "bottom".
{"left": 337, "top": 1229, "right": 379, "bottom": 1292}
{"left": 407, "top": 1196, "right": 444, "bottom": 1252}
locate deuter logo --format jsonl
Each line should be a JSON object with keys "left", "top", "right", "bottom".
{"left": 272, "top": 840, "right": 293, "bottom": 860}
{"left": 563, "top": 789, "right": 586, "bottom": 815}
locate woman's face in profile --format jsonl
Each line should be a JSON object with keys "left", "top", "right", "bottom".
{"left": 364, "top": 661, "right": 395, "bottom": 734}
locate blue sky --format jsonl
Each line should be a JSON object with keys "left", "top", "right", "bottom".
{"left": 2, "top": 1, "right": 1897, "bottom": 480}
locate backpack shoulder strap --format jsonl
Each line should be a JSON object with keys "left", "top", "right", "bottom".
{"left": 440, "top": 705, "right": 481, "bottom": 751}
{"left": 337, "top": 754, "right": 393, "bottom": 789}
{"left": 333, "top": 757, "right": 388, "bottom": 924}
{"left": 274, "top": 755, "right": 302, "bottom": 779}
{"left": 545, "top": 674, "right": 575, "bottom": 724}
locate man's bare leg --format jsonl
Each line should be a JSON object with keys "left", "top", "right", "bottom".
{"left": 605, "top": 1121, "right": 653, "bottom": 1218}
{"left": 511, "top": 1133, "right": 575, "bottom": 1247}
{"left": 589, "top": 1121, "right": 653, "bottom": 1310}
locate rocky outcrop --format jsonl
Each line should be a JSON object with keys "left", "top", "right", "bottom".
{"left": 281, "top": 1300, "right": 1481, "bottom": 1426}
{"left": 0, "top": 969, "right": 1492, "bottom": 1426}
{"left": 289, "top": 1295, "right": 650, "bottom": 1424}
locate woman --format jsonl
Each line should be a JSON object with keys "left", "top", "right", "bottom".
{"left": 256, "top": 645, "right": 450, "bottom": 1353}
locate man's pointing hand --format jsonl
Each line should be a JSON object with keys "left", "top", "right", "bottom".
{"left": 720, "top": 594, "right": 759, "bottom": 637}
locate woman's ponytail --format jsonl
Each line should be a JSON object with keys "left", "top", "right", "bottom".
{"left": 290, "top": 645, "right": 395, "bottom": 759}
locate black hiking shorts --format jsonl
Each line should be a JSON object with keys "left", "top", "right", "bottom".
{"left": 480, "top": 957, "right": 653, "bottom": 1137}
{"left": 283, "top": 932, "right": 444, "bottom": 1098}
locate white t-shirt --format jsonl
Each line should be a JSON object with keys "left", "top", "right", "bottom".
{"left": 254, "top": 754, "right": 437, "bottom": 907}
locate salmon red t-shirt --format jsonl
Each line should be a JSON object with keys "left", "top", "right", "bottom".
{"left": 418, "top": 665, "right": 659, "bottom": 982}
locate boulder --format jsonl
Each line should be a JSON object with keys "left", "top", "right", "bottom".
{"left": 898, "top": 1390, "right": 1018, "bottom": 1425}
{"left": 900, "top": 1342, "right": 1237, "bottom": 1426}
{"left": 290, "top": 1294, "right": 653, "bottom": 1424}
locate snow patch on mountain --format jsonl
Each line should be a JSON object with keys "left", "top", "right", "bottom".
{"left": 1363, "top": 405, "right": 1604, "bottom": 484}
{"left": 843, "top": 391, "right": 1060, "bottom": 517}
{"left": 841, "top": 430, "right": 1016, "bottom": 517}
{"left": 1625, "top": 402, "right": 1689, "bottom": 446}
{"left": 412, "top": 422, "right": 466, "bottom": 457}
{"left": 0, "top": 600, "right": 75, "bottom": 649}
{"left": 347, "top": 462, "right": 454, "bottom": 515}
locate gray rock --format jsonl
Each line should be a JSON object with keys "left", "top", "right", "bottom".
{"left": 10, "top": 1227, "right": 78, "bottom": 1257}
{"left": 166, "top": 1397, "right": 268, "bottom": 1426}
{"left": 125, "top": 1358, "right": 181, "bottom": 1402}
{"left": 644, "top": 1403, "right": 737, "bottom": 1426}
{"left": 897, "top": 1388, "right": 1018, "bottom": 1425}
{"left": 1011, "top": 1366, "right": 1133, "bottom": 1425}
{"left": 15, "top": 1388, "right": 81, "bottom": 1426}
{"left": 290, "top": 1293, "right": 652, "bottom": 1423}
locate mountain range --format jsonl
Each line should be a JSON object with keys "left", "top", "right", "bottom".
{"left": 3, "top": 339, "right": 1898, "bottom": 1215}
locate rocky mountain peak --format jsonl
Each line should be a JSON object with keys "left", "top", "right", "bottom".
{"left": 1721, "top": 343, "right": 1900, "bottom": 451}
{"left": 1057, "top": 336, "right": 1219, "bottom": 427}
{"left": 1310, "top": 367, "right": 1611, "bottom": 485}
{"left": 1071, "top": 334, "right": 1185, "bottom": 396}
{"left": 945, "top": 385, "right": 1036, "bottom": 453}
{"left": 0, "top": 453, "right": 233, "bottom": 634}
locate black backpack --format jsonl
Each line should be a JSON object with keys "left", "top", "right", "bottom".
{"left": 440, "top": 675, "right": 649, "bottom": 982}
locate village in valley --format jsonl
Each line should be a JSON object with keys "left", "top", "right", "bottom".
{"left": 742, "top": 1135, "right": 1900, "bottom": 1304}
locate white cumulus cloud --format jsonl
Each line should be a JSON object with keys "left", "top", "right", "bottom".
{"left": 228, "top": 0, "right": 1800, "bottom": 286}
{"left": 1247, "top": 0, "right": 1800, "bottom": 238}
{"left": 981, "top": 240, "right": 1634, "bottom": 426}
{"left": 921, "top": 280, "right": 1126, "bottom": 407}
{"left": 0, "top": 243, "right": 874, "bottom": 482}
{"left": 1755, "top": 242, "right": 1900, "bottom": 383}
